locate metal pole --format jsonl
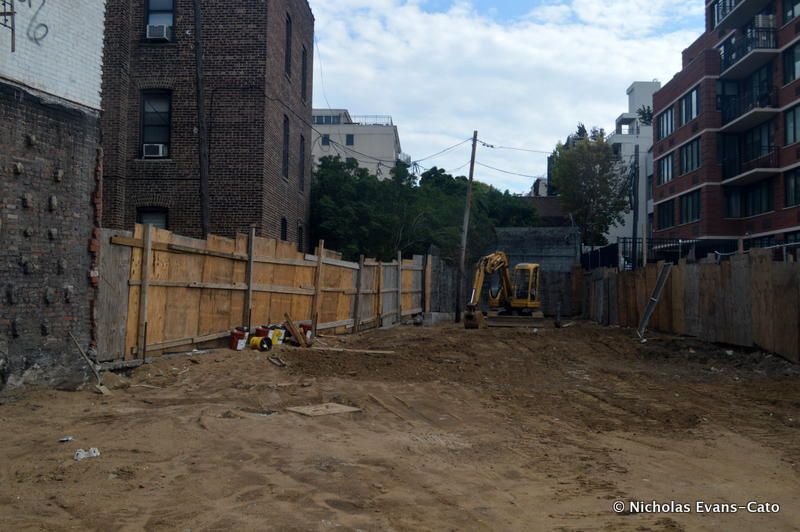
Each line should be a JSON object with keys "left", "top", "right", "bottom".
{"left": 455, "top": 130, "right": 478, "bottom": 323}
{"left": 193, "top": 0, "right": 211, "bottom": 238}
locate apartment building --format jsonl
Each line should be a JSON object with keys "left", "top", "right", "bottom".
{"left": 311, "top": 109, "right": 410, "bottom": 180}
{"left": 652, "top": 0, "right": 800, "bottom": 248}
{"left": 102, "top": 0, "right": 314, "bottom": 247}
{"left": 607, "top": 81, "right": 661, "bottom": 245}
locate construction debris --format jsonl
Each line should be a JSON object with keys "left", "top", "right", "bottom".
{"left": 69, "top": 331, "right": 112, "bottom": 395}
{"left": 74, "top": 448, "right": 101, "bottom": 461}
{"left": 286, "top": 403, "right": 361, "bottom": 417}
{"left": 310, "top": 347, "right": 395, "bottom": 355}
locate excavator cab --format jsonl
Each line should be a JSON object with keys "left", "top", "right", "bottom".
{"left": 510, "top": 264, "right": 541, "bottom": 312}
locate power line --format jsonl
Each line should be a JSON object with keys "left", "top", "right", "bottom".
{"left": 414, "top": 138, "right": 473, "bottom": 162}
{"left": 475, "top": 161, "right": 539, "bottom": 179}
{"left": 478, "top": 139, "right": 552, "bottom": 154}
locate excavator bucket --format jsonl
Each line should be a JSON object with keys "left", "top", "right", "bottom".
{"left": 463, "top": 307, "right": 487, "bottom": 329}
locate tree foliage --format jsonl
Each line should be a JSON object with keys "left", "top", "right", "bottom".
{"left": 549, "top": 124, "right": 630, "bottom": 247}
{"left": 637, "top": 105, "right": 653, "bottom": 126}
{"left": 309, "top": 157, "right": 537, "bottom": 262}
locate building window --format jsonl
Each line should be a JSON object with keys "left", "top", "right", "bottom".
{"left": 658, "top": 200, "right": 675, "bottom": 229}
{"left": 647, "top": 174, "right": 653, "bottom": 200}
{"left": 786, "top": 230, "right": 800, "bottom": 243}
{"left": 657, "top": 107, "right": 674, "bottom": 140}
{"left": 136, "top": 207, "right": 168, "bottom": 229}
{"left": 299, "top": 134, "right": 306, "bottom": 191}
{"left": 141, "top": 91, "right": 171, "bottom": 158}
{"left": 301, "top": 46, "right": 309, "bottom": 102}
{"left": 346, "top": 157, "right": 357, "bottom": 166}
{"left": 746, "top": 235, "right": 777, "bottom": 249}
{"left": 282, "top": 115, "right": 290, "bottom": 179}
{"left": 284, "top": 14, "right": 292, "bottom": 77}
{"left": 679, "top": 190, "right": 701, "bottom": 224}
{"left": 725, "top": 179, "right": 774, "bottom": 218}
{"left": 786, "top": 0, "right": 800, "bottom": 23}
{"left": 657, "top": 154, "right": 673, "bottom": 185}
{"left": 784, "top": 43, "right": 800, "bottom": 84}
{"left": 786, "top": 169, "right": 800, "bottom": 207}
{"left": 786, "top": 105, "right": 800, "bottom": 145}
{"left": 743, "top": 121, "right": 773, "bottom": 161}
{"left": 680, "top": 139, "right": 700, "bottom": 174}
{"left": 680, "top": 86, "right": 699, "bottom": 126}
{"left": 280, "top": 217, "right": 288, "bottom": 241}
{"left": 297, "top": 224, "right": 304, "bottom": 251}
{"left": 346, "top": 134, "right": 355, "bottom": 146}
{"left": 321, "top": 134, "right": 330, "bottom": 146}
{"left": 146, "top": 0, "right": 174, "bottom": 38}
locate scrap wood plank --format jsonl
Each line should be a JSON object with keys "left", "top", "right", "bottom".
{"left": 284, "top": 313, "right": 309, "bottom": 348}
{"left": 286, "top": 403, "right": 361, "bottom": 417}
{"left": 310, "top": 347, "right": 395, "bottom": 355}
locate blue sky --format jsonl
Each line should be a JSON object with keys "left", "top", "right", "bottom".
{"left": 308, "top": 0, "right": 706, "bottom": 193}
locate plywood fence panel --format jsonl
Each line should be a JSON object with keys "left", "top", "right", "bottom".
{"left": 251, "top": 236, "right": 276, "bottom": 324}
{"left": 124, "top": 224, "right": 144, "bottom": 360}
{"left": 670, "top": 263, "right": 686, "bottom": 336}
{"left": 381, "top": 261, "right": 399, "bottom": 326}
{"left": 402, "top": 255, "right": 424, "bottom": 315}
{"left": 751, "top": 251, "right": 775, "bottom": 354}
{"left": 770, "top": 261, "right": 800, "bottom": 363}
{"left": 96, "top": 229, "right": 133, "bottom": 362}
{"left": 729, "top": 255, "right": 753, "bottom": 347}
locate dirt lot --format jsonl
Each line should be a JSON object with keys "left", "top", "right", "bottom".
{"left": 1, "top": 321, "right": 799, "bottom": 531}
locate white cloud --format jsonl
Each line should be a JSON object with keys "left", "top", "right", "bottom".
{"left": 308, "top": 0, "right": 703, "bottom": 192}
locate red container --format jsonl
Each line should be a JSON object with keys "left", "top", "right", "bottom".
{"left": 229, "top": 328, "right": 248, "bottom": 351}
{"left": 255, "top": 326, "right": 270, "bottom": 337}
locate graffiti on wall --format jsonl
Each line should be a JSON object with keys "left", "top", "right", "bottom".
{"left": 25, "top": 0, "right": 49, "bottom": 45}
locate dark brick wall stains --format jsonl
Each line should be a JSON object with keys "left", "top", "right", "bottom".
{"left": 0, "top": 81, "right": 100, "bottom": 390}
{"left": 101, "top": 0, "right": 314, "bottom": 246}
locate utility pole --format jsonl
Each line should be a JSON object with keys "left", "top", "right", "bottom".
{"left": 455, "top": 130, "right": 479, "bottom": 323}
{"left": 631, "top": 144, "right": 640, "bottom": 269}
{"left": 193, "top": 0, "right": 211, "bottom": 238}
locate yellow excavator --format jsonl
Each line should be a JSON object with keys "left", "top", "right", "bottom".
{"left": 464, "top": 251, "right": 543, "bottom": 329}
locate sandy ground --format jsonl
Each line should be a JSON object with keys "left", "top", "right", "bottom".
{"left": 1, "top": 322, "right": 799, "bottom": 531}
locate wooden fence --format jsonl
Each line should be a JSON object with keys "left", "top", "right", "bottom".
{"left": 95, "top": 225, "right": 428, "bottom": 365}
{"left": 582, "top": 250, "right": 800, "bottom": 363}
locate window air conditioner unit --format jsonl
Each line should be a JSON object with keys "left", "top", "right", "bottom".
{"left": 143, "top": 144, "right": 167, "bottom": 158}
{"left": 146, "top": 24, "right": 172, "bottom": 41}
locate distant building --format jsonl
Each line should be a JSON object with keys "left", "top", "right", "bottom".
{"left": 606, "top": 81, "right": 661, "bottom": 245}
{"left": 531, "top": 178, "right": 549, "bottom": 197}
{"left": 102, "top": 0, "right": 314, "bottom": 247}
{"left": 526, "top": 197, "right": 572, "bottom": 227}
{"left": 311, "top": 109, "right": 410, "bottom": 179}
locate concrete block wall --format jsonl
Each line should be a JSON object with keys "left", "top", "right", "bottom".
{"left": 0, "top": 1, "right": 106, "bottom": 110}
{"left": 0, "top": 81, "right": 100, "bottom": 390}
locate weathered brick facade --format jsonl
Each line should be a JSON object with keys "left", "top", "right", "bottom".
{"left": 653, "top": 0, "right": 800, "bottom": 245}
{"left": 102, "top": 0, "right": 314, "bottom": 247}
{"left": 0, "top": 82, "right": 101, "bottom": 390}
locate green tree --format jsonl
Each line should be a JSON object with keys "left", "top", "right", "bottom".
{"left": 309, "top": 157, "right": 537, "bottom": 262}
{"left": 637, "top": 105, "right": 653, "bottom": 126}
{"left": 549, "top": 124, "right": 630, "bottom": 247}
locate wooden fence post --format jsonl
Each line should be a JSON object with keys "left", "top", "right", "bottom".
{"left": 424, "top": 254, "right": 433, "bottom": 314}
{"left": 353, "top": 254, "right": 365, "bottom": 333}
{"left": 377, "top": 260, "right": 383, "bottom": 326}
{"left": 312, "top": 239, "right": 325, "bottom": 334}
{"left": 397, "top": 251, "right": 403, "bottom": 323}
{"left": 243, "top": 226, "right": 256, "bottom": 329}
{"left": 136, "top": 224, "right": 153, "bottom": 359}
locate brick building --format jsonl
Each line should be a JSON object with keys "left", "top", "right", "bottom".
{"left": 0, "top": 2, "right": 106, "bottom": 389}
{"left": 653, "top": 0, "right": 800, "bottom": 248}
{"left": 102, "top": 0, "right": 314, "bottom": 248}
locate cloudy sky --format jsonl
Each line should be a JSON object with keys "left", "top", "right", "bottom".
{"left": 307, "top": 0, "right": 705, "bottom": 193}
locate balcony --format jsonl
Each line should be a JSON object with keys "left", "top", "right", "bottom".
{"left": 721, "top": 146, "right": 780, "bottom": 184}
{"left": 718, "top": 86, "right": 779, "bottom": 132}
{"left": 714, "top": 0, "right": 774, "bottom": 32}
{"left": 719, "top": 28, "right": 777, "bottom": 79}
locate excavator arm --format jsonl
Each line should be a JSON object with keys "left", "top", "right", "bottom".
{"left": 465, "top": 252, "right": 513, "bottom": 328}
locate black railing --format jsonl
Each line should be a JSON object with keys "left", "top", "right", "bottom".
{"left": 714, "top": 0, "right": 740, "bottom": 25}
{"left": 615, "top": 238, "right": 740, "bottom": 269}
{"left": 721, "top": 146, "right": 779, "bottom": 179}
{"left": 720, "top": 28, "right": 777, "bottom": 71}
{"left": 719, "top": 86, "right": 777, "bottom": 124}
